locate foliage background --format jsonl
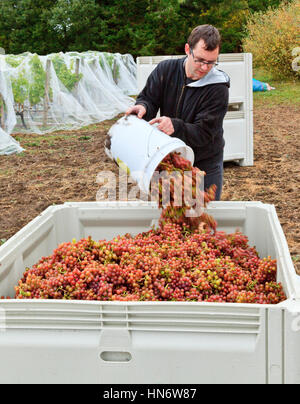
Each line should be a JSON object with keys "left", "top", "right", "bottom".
{"left": 243, "top": 0, "right": 300, "bottom": 79}
{"left": 0, "top": 0, "right": 292, "bottom": 57}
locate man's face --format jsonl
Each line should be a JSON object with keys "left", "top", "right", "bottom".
{"left": 185, "top": 39, "right": 219, "bottom": 80}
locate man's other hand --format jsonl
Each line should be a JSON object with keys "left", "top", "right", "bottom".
{"left": 125, "top": 105, "right": 146, "bottom": 119}
{"left": 149, "top": 116, "right": 174, "bottom": 136}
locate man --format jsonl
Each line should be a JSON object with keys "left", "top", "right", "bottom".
{"left": 125, "top": 24, "right": 230, "bottom": 200}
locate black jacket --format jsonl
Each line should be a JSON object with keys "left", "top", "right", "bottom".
{"left": 136, "top": 57, "right": 230, "bottom": 165}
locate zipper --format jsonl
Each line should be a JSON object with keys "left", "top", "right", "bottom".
{"left": 175, "top": 84, "right": 186, "bottom": 118}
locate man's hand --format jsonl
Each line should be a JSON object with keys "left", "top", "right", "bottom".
{"left": 149, "top": 116, "right": 174, "bottom": 136}
{"left": 125, "top": 104, "right": 146, "bottom": 119}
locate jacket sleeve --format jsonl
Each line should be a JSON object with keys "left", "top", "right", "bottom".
{"left": 135, "top": 63, "right": 164, "bottom": 121}
{"left": 170, "top": 84, "right": 229, "bottom": 149}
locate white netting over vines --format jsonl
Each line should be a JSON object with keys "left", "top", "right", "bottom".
{"left": 0, "top": 51, "right": 137, "bottom": 155}
{"left": 0, "top": 69, "right": 23, "bottom": 154}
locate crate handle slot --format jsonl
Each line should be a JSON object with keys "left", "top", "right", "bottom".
{"left": 100, "top": 351, "right": 132, "bottom": 363}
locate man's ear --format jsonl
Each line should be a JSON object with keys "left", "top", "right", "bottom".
{"left": 185, "top": 43, "right": 190, "bottom": 56}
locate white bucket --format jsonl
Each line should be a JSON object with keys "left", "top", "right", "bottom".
{"left": 105, "top": 115, "right": 194, "bottom": 194}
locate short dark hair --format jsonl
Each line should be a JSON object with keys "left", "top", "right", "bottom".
{"left": 187, "top": 25, "right": 221, "bottom": 51}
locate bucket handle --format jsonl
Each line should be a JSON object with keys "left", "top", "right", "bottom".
{"left": 146, "top": 124, "right": 159, "bottom": 158}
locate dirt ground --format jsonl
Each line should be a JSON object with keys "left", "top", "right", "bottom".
{"left": 0, "top": 104, "right": 299, "bottom": 273}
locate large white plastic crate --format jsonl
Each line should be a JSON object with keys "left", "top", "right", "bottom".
{"left": 0, "top": 201, "right": 300, "bottom": 384}
{"left": 136, "top": 54, "right": 253, "bottom": 166}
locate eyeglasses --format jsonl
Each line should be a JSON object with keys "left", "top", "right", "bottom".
{"left": 190, "top": 49, "right": 218, "bottom": 67}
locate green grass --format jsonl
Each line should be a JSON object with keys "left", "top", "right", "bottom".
{"left": 80, "top": 124, "right": 100, "bottom": 131}
{"left": 78, "top": 135, "right": 92, "bottom": 141}
{"left": 12, "top": 132, "right": 81, "bottom": 146}
{"left": 253, "top": 68, "right": 300, "bottom": 106}
{"left": 23, "top": 141, "right": 41, "bottom": 147}
{"left": 15, "top": 151, "right": 26, "bottom": 158}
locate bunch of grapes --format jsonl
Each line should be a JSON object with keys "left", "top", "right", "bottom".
{"left": 13, "top": 223, "right": 286, "bottom": 304}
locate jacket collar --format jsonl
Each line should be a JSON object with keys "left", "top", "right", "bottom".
{"left": 182, "top": 57, "right": 230, "bottom": 88}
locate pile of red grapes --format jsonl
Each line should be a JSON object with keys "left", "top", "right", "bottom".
{"left": 14, "top": 222, "right": 286, "bottom": 303}
{"left": 12, "top": 153, "right": 286, "bottom": 304}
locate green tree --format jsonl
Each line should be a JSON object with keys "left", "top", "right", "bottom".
{"left": 95, "top": 0, "right": 149, "bottom": 55}
{"left": 178, "top": 0, "right": 250, "bottom": 53}
{"left": 243, "top": 0, "right": 299, "bottom": 79}
{"left": 178, "top": 0, "right": 293, "bottom": 53}
{"left": 142, "top": 0, "right": 184, "bottom": 55}
{"left": 48, "top": 0, "right": 101, "bottom": 52}
{"left": 0, "top": 0, "right": 295, "bottom": 57}
{"left": 0, "top": 0, "right": 59, "bottom": 54}
{"left": 247, "top": 0, "right": 288, "bottom": 12}
{"left": 95, "top": 0, "right": 185, "bottom": 57}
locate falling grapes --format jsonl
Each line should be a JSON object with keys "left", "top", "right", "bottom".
{"left": 155, "top": 152, "right": 217, "bottom": 232}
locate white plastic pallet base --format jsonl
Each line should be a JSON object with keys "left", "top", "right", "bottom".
{"left": 136, "top": 54, "right": 253, "bottom": 167}
{"left": 0, "top": 201, "right": 299, "bottom": 384}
